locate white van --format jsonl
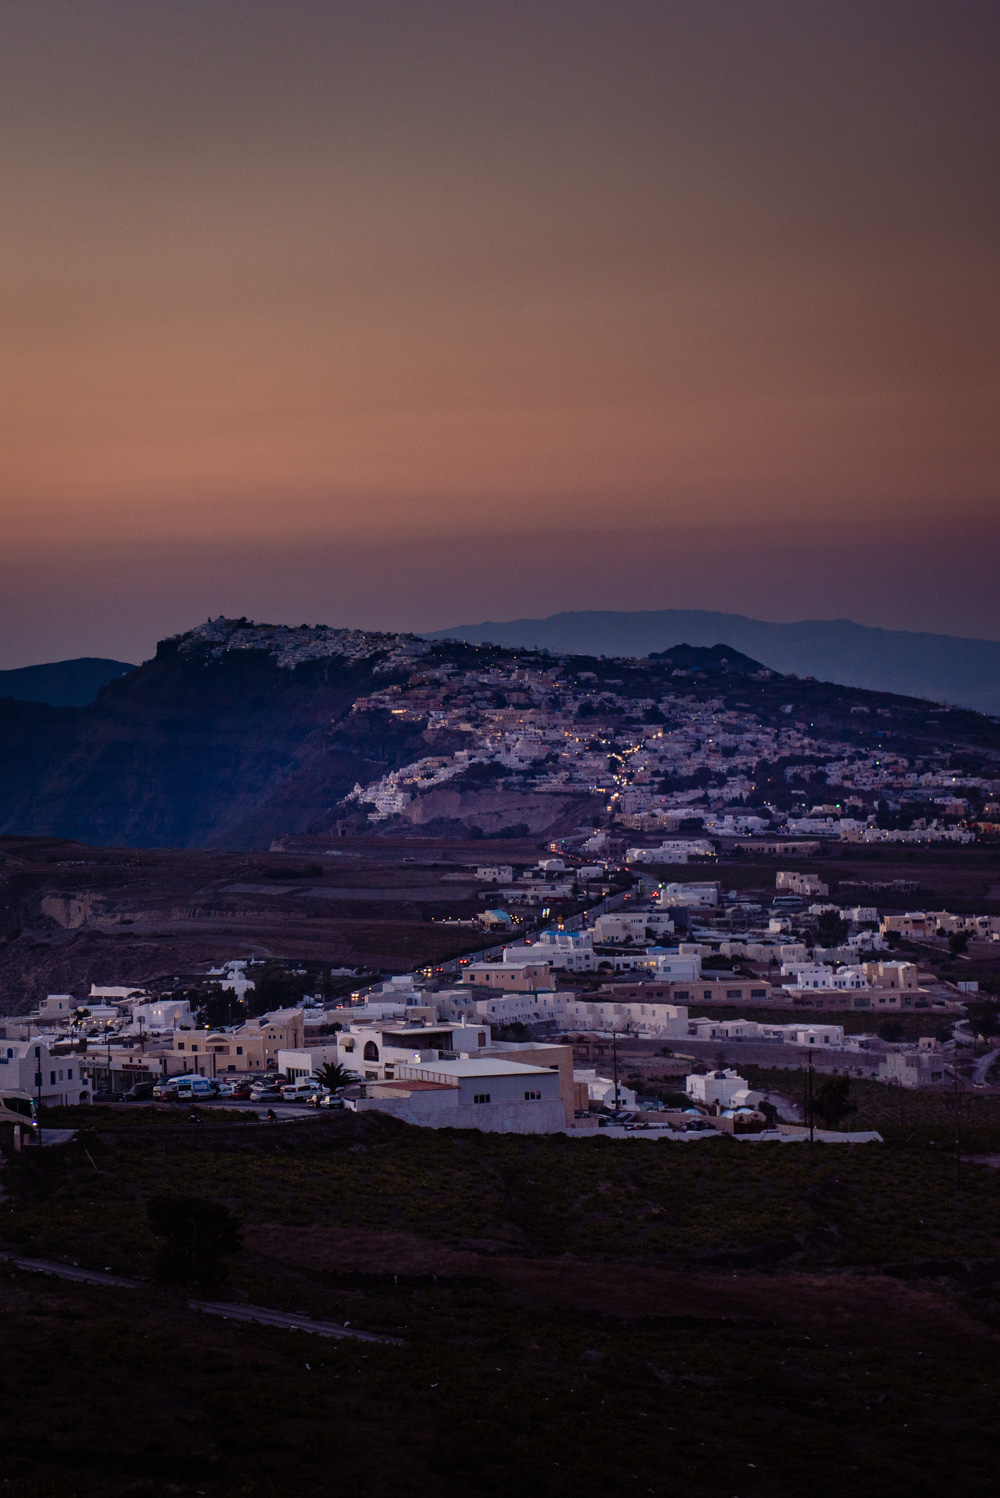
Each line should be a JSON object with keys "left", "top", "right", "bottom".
{"left": 280, "top": 1080, "right": 320, "bottom": 1101}
{"left": 162, "top": 1074, "right": 218, "bottom": 1101}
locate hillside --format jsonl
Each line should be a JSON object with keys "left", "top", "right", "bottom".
{"left": 0, "top": 616, "right": 997, "bottom": 851}
{"left": 429, "top": 610, "right": 1000, "bottom": 714}
{"left": 0, "top": 656, "right": 136, "bottom": 707}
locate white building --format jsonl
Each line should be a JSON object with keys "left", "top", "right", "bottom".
{"left": 0, "top": 1037, "right": 87, "bottom": 1107}
{"left": 878, "top": 1051, "right": 947, "bottom": 1088}
{"left": 685, "top": 1018, "right": 845, "bottom": 1047}
{"left": 470, "top": 991, "right": 565, "bottom": 1026}
{"left": 592, "top": 912, "right": 648, "bottom": 943}
{"left": 336, "top": 1021, "right": 491, "bottom": 1081}
{"left": 555, "top": 996, "right": 689, "bottom": 1038}
{"left": 574, "top": 1068, "right": 638, "bottom": 1112}
{"left": 353, "top": 1057, "right": 566, "bottom": 1133}
{"left": 504, "top": 929, "right": 595, "bottom": 972}
{"left": 788, "top": 965, "right": 868, "bottom": 992}
{"left": 277, "top": 1045, "right": 344, "bottom": 1081}
{"left": 657, "top": 881, "right": 720, "bottom": 909}
{"left": 128, "top": 998, "right": 194, "bottom": 1033}
{"left": 626, "top": 841, "right": 715, "bottom": 864}
{"left": 686, "top": 1069, "right": 760, "bottom": 1108}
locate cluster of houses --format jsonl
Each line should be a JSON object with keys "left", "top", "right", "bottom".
{"left": 0, "top": 851, "right": 991, "bottom": 1125}
{"left": 291, "top": 631, "right": 1000, "bottom": 847}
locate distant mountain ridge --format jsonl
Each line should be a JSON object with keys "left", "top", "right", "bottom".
{"left": 428, "top": 611, "right": 1000, "bottom": 715}
{"left": 0, "top": 657, "right": 136, "bottom": 707}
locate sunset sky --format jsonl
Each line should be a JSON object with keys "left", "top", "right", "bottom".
{"left": 2, "top": 0, "right": 998, "bottom": 666}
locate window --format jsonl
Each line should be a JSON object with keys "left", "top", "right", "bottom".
{"left": 726, "top": 989, "right": 742, "bottom": 1000}
{"left": 673, "top": 990, "right": 689, "bottom": 1001}
{"left": 34, "top": 1073, "right": 41, "bottom": 1086}
{"left": 363, "top": 1041, "right": 380, "bottom": 1061}
{"left": 67, "top": 1068, "right": 73, "bottom": 1080}
{"left": 236, "top": 1046, "right": 243, "bottom": 1055}
{"left": 751, "top": 989, "right": 766, "bottom": 999}
{"left": 473, "top": 1093, "right": 491, "bottom": 1104}
{"left": 50, "top": 1071, "right": 56, "bottom": 1085}
{"left": 524, "top": 1090, "right": 541, "bottom": 1101}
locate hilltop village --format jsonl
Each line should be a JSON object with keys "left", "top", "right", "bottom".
{"left": 163, "top": 618, "right": 1000, "bottom": 843}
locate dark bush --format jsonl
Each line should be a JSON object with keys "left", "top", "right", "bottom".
{"left": 146, "top": 1195, "right": 242, "bottom": 1290}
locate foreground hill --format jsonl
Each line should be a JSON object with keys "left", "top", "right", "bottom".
{"left": 0, "top": 616, "right": 997, "bottom": 850}
{"left": 430, "top": 609, "right": 1000, "bottom": 714}
{"left": 6, "top": 1108, "right": 1000, "bottom": 1497}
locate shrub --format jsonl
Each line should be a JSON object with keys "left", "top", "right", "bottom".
{"left": 146, "top": 1195, "right": 242, "bottom": 1290}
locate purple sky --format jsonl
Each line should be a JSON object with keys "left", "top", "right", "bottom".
{"left": 2, "top": 1, "right": 998, "bottom": 665}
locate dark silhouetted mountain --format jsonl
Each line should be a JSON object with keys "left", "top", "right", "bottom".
{"left": 651, "top": 643, "right": 765, "bottom": 675}
{"left": 0, "top": 657, "right": 136, "bottom": 707}
{"left": 428, "top": 611, "right": 1000, "bottom": 714}
{"left": 0, "top": 623, "right": 436, "bottom": 850}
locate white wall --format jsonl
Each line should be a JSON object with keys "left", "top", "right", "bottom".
{"left": 0, "top": 1038, "right": 86, "bottom": 1106}
{"left": 353, "top": 1089, "right": 566, "bottom": 1133}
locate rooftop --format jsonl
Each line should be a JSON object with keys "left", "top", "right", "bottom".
{"left": 405, "top": 1058, "right": 554, "bottom": 1078}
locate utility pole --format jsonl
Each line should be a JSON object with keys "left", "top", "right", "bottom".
{"left": 612, "top": 1026, "right": 620, "bottom": 1113}
{"left": 953, "top": 1060, "right": 962, "bottom": 1186}
{"left": 807, "top": 1051, "right": 815, "bottom": 1143}
{"left": 36, "top": 1043, "right": 43, "bottom": 1148}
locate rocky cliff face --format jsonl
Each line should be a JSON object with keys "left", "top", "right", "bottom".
{"left": 0, "top": 622, "right": 434, "bottom": 849}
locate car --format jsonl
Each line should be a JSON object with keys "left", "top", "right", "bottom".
{"left": 250, "top": 1087, "right": 282, "bottom": 1102}
{"left": 318, "top": 1094, "right": 346, "bottom": 1110}
{"left": 214, "top": 1082, "right": 235, "bottom": 1097}
{"left": 229, "top": 1084, "right": 253, "bottom": 1100}
{"left": 122, "top": 1082, "right": 156, "bottom": 1102}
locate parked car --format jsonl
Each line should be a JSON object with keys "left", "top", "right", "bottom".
{"left": 122, "top": 1082, "right": 156, "bottom": 1102}
{"left": 229, "top": 1084, "right": 253, "bottom": 1100}
{"left": 250, "top": 1087, "right": 283, "bottom": 1102}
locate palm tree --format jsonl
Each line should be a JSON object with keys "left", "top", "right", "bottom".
{"left": 315, "top": 1061, "right": 359, "bottom": 1092}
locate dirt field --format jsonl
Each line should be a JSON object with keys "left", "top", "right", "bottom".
{"left": 0, "top": 833, "right": 559, "bottom": 1011}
